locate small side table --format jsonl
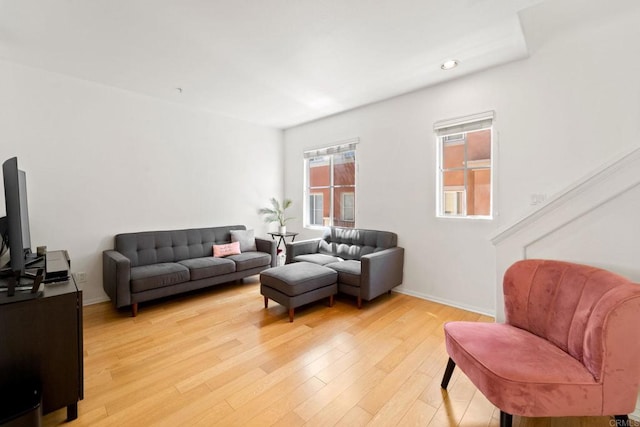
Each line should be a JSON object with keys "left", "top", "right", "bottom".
{"left": 267, "top": 231, "right": 299, "bottom": 253}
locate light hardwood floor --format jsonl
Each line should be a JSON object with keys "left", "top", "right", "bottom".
{"left": 43, "top": 276, "right": 636, "bottom": 427}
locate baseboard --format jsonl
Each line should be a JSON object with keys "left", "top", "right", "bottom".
{"left": 82, "top": 295, "right": 110, "bottom": 306}
{"left": 394, "top": 288, "right": 495, "bottom": 318}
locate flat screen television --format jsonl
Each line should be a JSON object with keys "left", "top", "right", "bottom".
{"left": 1, "top": 157, "right": 35, "bottom": 275}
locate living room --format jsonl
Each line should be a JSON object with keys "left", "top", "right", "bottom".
{"left": 1, "top": 0, "right": 640, "bottom": 425}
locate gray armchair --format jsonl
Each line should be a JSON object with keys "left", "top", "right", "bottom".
{"left": 285, "top": 227, "right": 404, "bottom": 307}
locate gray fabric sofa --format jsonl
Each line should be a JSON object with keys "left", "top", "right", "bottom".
{"left": 285, "top": 227, "right": 404, "bottom": 307}
{"left": 103, "top": 225, "right": 276, "bottom": 316}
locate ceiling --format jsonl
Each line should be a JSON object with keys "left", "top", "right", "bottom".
{"left": 0, "top": 0, "right": 548, "bottom": 129}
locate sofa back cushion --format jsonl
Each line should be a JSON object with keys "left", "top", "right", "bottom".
{"left": 318, "top": 227, "right": 397, "bottom": 260}
{"left": 115, "top": 225, "right": 246, "bottom": 267}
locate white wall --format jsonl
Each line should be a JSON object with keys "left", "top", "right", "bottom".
{"left": 526, "top": 185, "right": 640, "bottom": 281}
{"left": 283, "top": 5, "right": 640, "bottom": 316}
{"left": 492, "top": 146, "right": 640, "bottom": 319}
{"left": 0, "top": 60, "right": 283, "bottom": 304}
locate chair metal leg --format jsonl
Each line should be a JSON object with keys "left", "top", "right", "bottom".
{"left": 613, "top": 415, "right": 630, "bottom": 426}
{"left": 500, "top": 411, "right": 513, "bottom": 427}
{"left": 440, "top": 357, "right": 456, "bottom": 389}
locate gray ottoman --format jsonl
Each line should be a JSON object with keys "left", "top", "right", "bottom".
{"left": 260, "top": 262, "right": 338, "bottom": 322}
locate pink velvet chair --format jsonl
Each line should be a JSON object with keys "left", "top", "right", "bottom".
{"left": 441, "top": 259, "right": 640, "bottom": 427}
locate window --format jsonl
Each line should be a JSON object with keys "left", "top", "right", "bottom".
{"left": 341, "top": 192, "right": 355, "bottom": 222}
{"left": 304, "top": 140, "right": 357, "bottom": 228}
{"left": 435, "top": 112, "right": 494, "bottom": 218}
{"left": 309, "top": 193, "right": 324, "bottom": 226}
{"left": 443, "top": 188, "right": 465, "bottom": 215}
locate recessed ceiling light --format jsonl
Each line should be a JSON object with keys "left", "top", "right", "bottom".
{"left": 441, "top": 60, "right": 459, "bottom": 70}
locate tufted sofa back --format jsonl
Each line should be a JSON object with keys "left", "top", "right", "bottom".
{"left": 115, "top": 225, "right": 246, "bottom": 267}
{"left": 318, "top": 227, "right": 397, "bottom": 260}
{"left": 504, "top": 259, "right": 640, "bottom": 389}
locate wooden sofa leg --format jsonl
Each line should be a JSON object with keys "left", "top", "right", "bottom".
{"left": 441, "top": 357, "right": 456, "bottom": 389}
{"left": 131, "top": 303, "right": 138, "bottom": 317}
{"left": 613, "top": 415, "right": 630, "bottom": 426}
{"left": 500, "top": 411, "right": 513, "bottom": 427}
{"left": 357, "top": 296, "right": 362, "bottom": 309}
{"left": 288, "top": 308, "right": 294, "bottom": 322}
{"left": 264, "top": 296, "right": 269, "bottom": 309}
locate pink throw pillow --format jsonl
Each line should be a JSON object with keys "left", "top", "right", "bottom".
{"left": 213, "top": 242, "right": 241, "bottom": 257}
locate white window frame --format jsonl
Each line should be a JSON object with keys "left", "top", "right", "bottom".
{"left": 303, "top": 139, "right": 358, "bottom": 229}
{"left": 435, "top": 111, "right": 494, "bottom": 219}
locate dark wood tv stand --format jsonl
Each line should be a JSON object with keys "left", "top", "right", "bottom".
{"left": 0, "top": 274, "right": 83, "bottom": 421}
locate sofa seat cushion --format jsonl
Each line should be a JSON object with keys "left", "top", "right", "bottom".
{"left": 228, "top": 251, "right": 272, "bottom": 271}
{"left": 178, "top": 257, "right": 236, "bottom": 280}
{"left": 130, "top": 263, "right": 190, "bottom": 293}
{"left": 294, "top": 253, "right": 343, "bottom": 266}
{"left": 325, "top": 260, "right": 361, "bottom": 286}
{"left": 444, "top": 321, "right": 600, "bottom": 417}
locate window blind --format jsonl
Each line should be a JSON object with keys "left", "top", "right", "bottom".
{"left": 303, "top": 138, "right": 359, "bottom": 159}
{"left": 434, "top": 111, "right": 494, "bottom": 137}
